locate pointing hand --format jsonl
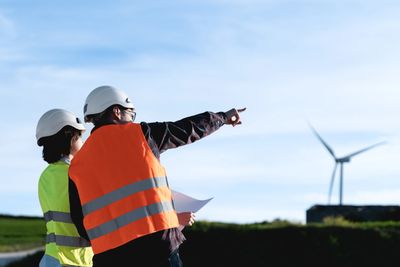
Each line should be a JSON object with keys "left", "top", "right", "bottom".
{"left": 225, "top": 107, "right": 246, "bottom": 126}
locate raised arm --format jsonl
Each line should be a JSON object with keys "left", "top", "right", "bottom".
{"left": 140, "top": 108, "right": 245, "bottom": 156}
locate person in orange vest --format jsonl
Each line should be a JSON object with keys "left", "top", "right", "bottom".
{"left": 68, "top": 85, "right": 246, "bottom": 267}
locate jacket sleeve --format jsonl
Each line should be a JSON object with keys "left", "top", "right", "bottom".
{"left": 141, "top": 111, "right": 227, "bottom": 156}
{"left": 68, "top": 178, "right": 90, "bottom": 241}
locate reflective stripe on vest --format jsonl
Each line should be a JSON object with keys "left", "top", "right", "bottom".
{"left": 46, "top": 233, "right": 91, "bottom": 247}
{"left": 82, "top": 176, "right": 168, "bottom": 216}
{"left": 44, "top": 211, "right": 73, "bottom": 224}
{"left": 43, "top": 211, "right": 90, "bottom": 248}
{"left": 87, "top": 200, "right": 174, "bottom": 240}
{"left": 69, "top": 123, "right": 179, "bottom": 254}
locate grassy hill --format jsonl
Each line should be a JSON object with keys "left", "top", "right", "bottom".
{"left": 0, "top": 215, "right": 45, "bottom": 252}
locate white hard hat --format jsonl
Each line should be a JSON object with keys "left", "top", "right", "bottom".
{"left": 83, "top": 85, "right": 134, "bottom": 122}
{"left": 36, "top": 109, "right": 86, "bottom": 145}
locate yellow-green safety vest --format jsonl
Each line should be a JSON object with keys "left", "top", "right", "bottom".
{"left": 38, "top": 160, "right": 93, "bottom": 266}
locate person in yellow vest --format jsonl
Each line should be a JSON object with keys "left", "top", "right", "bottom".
{"left": 68, "top": 85, "right": 246, "bottom": 267}
{"left": 36, "top": 109, "right": 94, "bottom": 267}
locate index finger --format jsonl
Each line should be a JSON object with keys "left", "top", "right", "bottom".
{"left": 237, "top": 107, "right": 247, "bottom": 113}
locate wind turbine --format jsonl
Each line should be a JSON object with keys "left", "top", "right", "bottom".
{"left": 309, "top": 124, "right": 386, "bottom": 206}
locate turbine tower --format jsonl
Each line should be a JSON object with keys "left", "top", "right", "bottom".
{"left": 309, "top": 124, "right": 386, "bottom": 205}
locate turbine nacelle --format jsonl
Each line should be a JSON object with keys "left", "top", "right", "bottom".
{"left": 337, "top": 158, "right": 351, "bottom": 163}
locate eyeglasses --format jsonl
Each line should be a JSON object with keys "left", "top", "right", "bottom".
{"left": 123, "top": 109, "right": 136, "bottom": 122}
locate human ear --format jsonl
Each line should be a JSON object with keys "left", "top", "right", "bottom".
{"left": 113, "top": 106, "right": 122, "bottom": 120}
{"left": 70, "top": 134, "right": 78, "bottom": 145}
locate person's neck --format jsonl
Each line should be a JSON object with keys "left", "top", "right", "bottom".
{"left": 92, "top": 119, "right": 129, "bottom": 133}
{"left": 60, "top": 155, "right": 73, "bottom": 165}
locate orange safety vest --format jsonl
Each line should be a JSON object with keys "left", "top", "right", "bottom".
{"left": 69, "top": 123, "right": 179, "bottom": 254}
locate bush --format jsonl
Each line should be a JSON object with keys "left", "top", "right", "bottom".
{"left": 4, "top": 219, "right": 400, "bottom": 267}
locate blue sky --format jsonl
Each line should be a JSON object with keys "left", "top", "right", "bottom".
{"left": 1, "top": 0, "right": 400, "bottom": 224}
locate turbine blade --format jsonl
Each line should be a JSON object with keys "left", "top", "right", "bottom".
{"left": 328, "top": 163, "right": 338, "bottom": 204}
{"left": 308, "top": 123, "right": 336, "bottom": 158}
{"left": 343, "top": 141, "right": 387, "bottom": 159}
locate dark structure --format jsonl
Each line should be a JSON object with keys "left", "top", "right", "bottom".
{"left": 306, "top": 204, "right": 400, "bottom": 223}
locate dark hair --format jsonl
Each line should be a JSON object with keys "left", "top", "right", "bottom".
{"left": 39, "top": 126, "right": 81, "bottom": 164}
{"left": 88, "top": 105, "right": 127, "bottom": 127}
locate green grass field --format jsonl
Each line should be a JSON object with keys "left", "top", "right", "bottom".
{"left": 0, "top": 215, "right": 45, "bottom": 252}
